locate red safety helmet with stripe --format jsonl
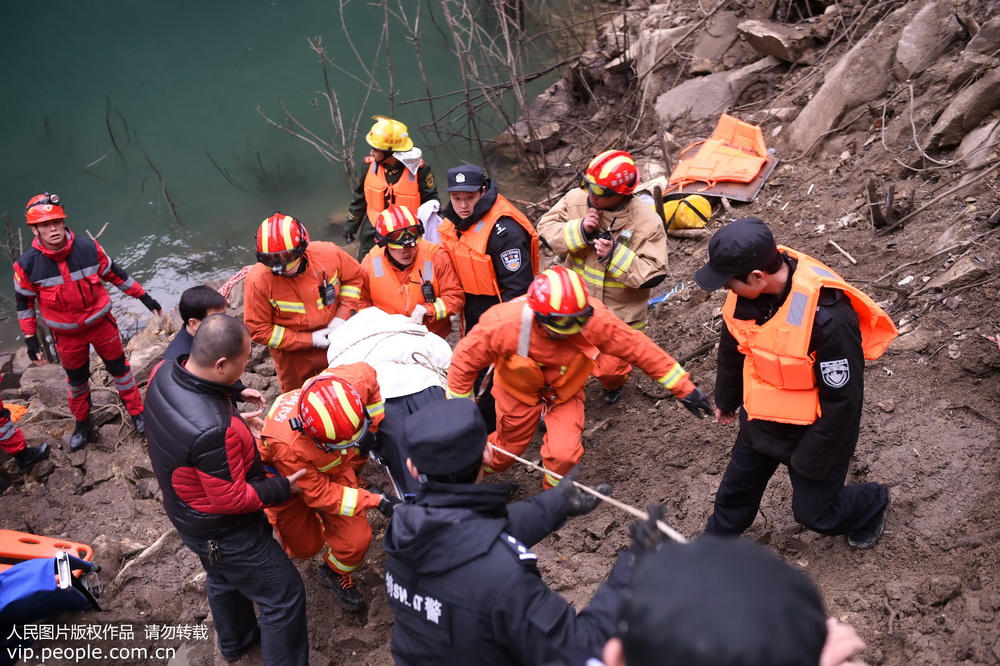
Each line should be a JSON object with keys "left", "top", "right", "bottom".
{"left": 527, "top": 266, "right": 594, "bottom": 335}
{"left": 581, "top": 150, "right": 639, "bottom": 197}
{"left": 293, "top": 375, "right": 370, "bottom": 452}
{"left": 374, "top": 204, "right": 424, "bottom": 249}
{"left": 25, "top": 193, "right": 67, "bottom": 225}
{"left": 255, "top": 213, "right": 309, "bottom": 274}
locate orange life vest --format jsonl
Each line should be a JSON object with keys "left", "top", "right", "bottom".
{"left": 437, "top": 195, "right": 539, "bottom": 297}
{"left": 493, "top": 305, "right": 596, "bottom": 406}
{"left": 722, "top": 247, "right": 898, "bottom": 426}
{"left": 365, "top": 242, "right": 440, "bottom": 317}
{"left": 363, "top": 158, "right": 422, "bottom": 226}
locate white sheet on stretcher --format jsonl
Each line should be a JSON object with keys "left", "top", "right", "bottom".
{"left": 325, "top": 308, "right": 453, "bottom": 400}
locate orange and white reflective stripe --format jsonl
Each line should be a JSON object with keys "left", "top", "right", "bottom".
{"left": 326, "top": 550, "right": 361, "bottom": 573}
{"left": 563, "top": 219, "right": 587, "bottom": 251}
{"left": 431, "top": 298, "right": 447, "bottom": 321}
{"left": 656, "top": 362, "right": 686, "bottom": 391}
{"left": 340, "top": 284, "right": 360, "bottom": 300}
{"left": 446, "top": 386, "right": 473, "bottom": 399}
{"left": 367, "top": 400, "right": 385, "bottom": 420}
{"left": 317, "top": 456, "right": 343, "bottom": 473}
{"left": 606, "top": 244, "right": 636, "bottom": 278}
{"left": 340, "top": 487, "right": 360, "bottom": 516}
{"left": 268, "top": 325, "right": 286, "bottom": 348}
{"left": 269, "top": 299, "right": 306, "bottom": 313}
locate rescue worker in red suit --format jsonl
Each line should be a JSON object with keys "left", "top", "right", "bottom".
{"left": 14, "top": 193, "right": 162, "bottom": 451}
{"left": 344, "top": 116, "right": 439, "bottom": 261}
{"left": 244, "top": 213, "right": 363, "bottom": 393}
{"left": 359, "top": 205, "right": 464, "bottom": 339}
{"left": 447, "top": 266, "right": 712, "bottom": 489}
{"left": 258, "top": 365, "right": 399, "bottom": 611}
{"left": 0, "top": 398, "right": 49, "bottom": 473}
{"left": 537, "top": 151, "right": 670, "bottom": 406}
{"left": 695, "top": 217, "right": 896, "bottom": 549}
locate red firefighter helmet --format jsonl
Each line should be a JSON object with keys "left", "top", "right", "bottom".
{"left": 374, "top": 205, "right": 424, "bottom": 249}
{"left": 25, "top": 193, "right": 67, "bottom": 225}
{"left": 581, "top": 150, "right": 639, "bottom": 197}
{"left": 295, "top": 375, "right": 370, "bottom": 452}
{"left": 255, "top": 213, "right": 309, "bottom": 271}
{"left": 527, "top": 266, "right": 594, "bottom": 335}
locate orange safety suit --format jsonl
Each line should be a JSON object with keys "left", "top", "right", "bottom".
{"left": 537, "top": 188, "right": 670, "bottom": 391}
{"left": 244, "top": 242, "right": 363, "bottom": 392}
{"left": 722, "top": 247, "right": 897, "bottom": 426}
{"left": 447, "top": 298, "right": 695, "bottom": 488}
{"left": 364, "top": 157, "right": 422, "bottom": 226}
{"left": 359, "top": 240, "right": 464, "bottom": 339}
{"left": 437, "top": 194, "right": 539, "bottom": 298}
{"left": 258, "top": 362, "right": 386, "bottom": 574}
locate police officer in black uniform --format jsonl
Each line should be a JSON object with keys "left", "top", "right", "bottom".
{"left": 382, "top": 398, "right": 628, "bottom": 666}
{"left": 695, "top": 218, "right": 893, "bottom": 548}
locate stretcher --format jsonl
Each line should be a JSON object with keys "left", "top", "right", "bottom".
{"left": 0, "top": 529, "right": 94, "bottom": 573}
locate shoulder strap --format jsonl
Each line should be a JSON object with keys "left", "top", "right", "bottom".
{"left": 517, "top": 304, "right": 534, "bottom": 357}
{"left": 498, "top": 531, "right": 537, "bottom": 563}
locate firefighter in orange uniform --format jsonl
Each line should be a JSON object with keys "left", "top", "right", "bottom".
{"left": 244, "top": 213, "right": 363, "bottom": 392}
{"left": 344, "top": 116, "right": 439, "bottom": 261}
{"left": 359, "top": 205, "right": 463, "bottom": 339}
{"left": 447, "top": 266, "right": 712, "bottom": 488}
{"left": 537, "top": 150, "right": 670, "bottom": 406}
{"left": 258, "top": 364, "right": 398, "bottom": 611}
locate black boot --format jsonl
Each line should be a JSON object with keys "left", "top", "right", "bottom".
{"left": 14, "top": 442, "right": 50, "bottom": 472}
{"left": 318, "top": 565, "right": 366, "bottom": 612}
{"left": 69, "top": 419, "right": 93, "bottom": 451}
{"left": 603, "top": 386, "right": 625, "bottom": 405}
{"left": 132, "top": 413, "right": 145, "bottom": 437}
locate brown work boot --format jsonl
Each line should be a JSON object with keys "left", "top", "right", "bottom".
{"left": 318, "top": 565, "right": 365, "bottom": 612}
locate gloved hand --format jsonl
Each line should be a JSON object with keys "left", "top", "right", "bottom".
{"left": 357, "top": 431, "right": 380, "bottom": 457}
{"left": 25, "top": 336, "right": 42, "bottom": 362}
{"left": 629, "top": 503, "right": 668, "bottom": 555}
{"left": 139, "top": 293, "right": 162, "bottom": 314}
{"left": 556, "top": 466, "right": 613, "bottom": 517}
{"left": 342, "top": 228, "right": 356, "bottom": 245}
{"left": 409, "top": 304, "right": 428, "bottom": 324}
{"left": 377, "top": 493, "right": 403, "bottom": 518}
{"left": 679, "top": 387, "right": 712, "bottom": 419}
{"left": 328, "top": 317, "right": 348, "bottom": 332}
{"left": 311, "top": 330, "right": 331, "bottom": 348}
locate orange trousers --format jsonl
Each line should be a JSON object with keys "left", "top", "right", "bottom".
{"left": 264, "top": 464, "right": 372, "bottom": 575}
{"left": 271, "top": 346, "right": 330, "bottom": 393}
{"left": 486, "top": 386, "right": 585, "bottom": 489}
{"left": 593, "top": 352, "right": 631, "bottom": 390}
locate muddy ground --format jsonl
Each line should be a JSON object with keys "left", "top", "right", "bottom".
{"left": 3, "top": 0, "right": 1000, "bottom": 664}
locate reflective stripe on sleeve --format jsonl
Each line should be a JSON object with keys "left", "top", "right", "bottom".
{"left": 340, "top": 285, "right": 361, "bottom": 300}
{"left": 432, "top": 298, "right": 447, "bottom": 321}
{"left": 446, "top": 387, "right": 473, "bottom": 399}
{"left": 340, "top": 487, "right": 360, "bottom": 516}
{"left": 563, "top": 219, "right": 588, "bottom": 251}
{"left": 268, "top": 325, "right": 286, "bottom": 348}
{"left": 606, "top": 244, "right": 636, "bottom": 279}
{"left": 656, "top": 362, "right": 686, "bottom": 391}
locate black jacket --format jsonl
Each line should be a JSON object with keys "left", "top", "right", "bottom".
{"left": 441, "top": 181, "right": 534, "bottom": 332}
{"left": 383, "top": 482, "right": 631, "bottom": 666}
{"left": 145, "top": 357, "right": 290, "bottom": 538}
{"left": 715, "top": 255, "right": 866, "bottom": 479}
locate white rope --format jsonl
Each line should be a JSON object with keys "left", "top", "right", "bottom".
{"left": 486, "top": 443, "right": 688, "bottom": 543}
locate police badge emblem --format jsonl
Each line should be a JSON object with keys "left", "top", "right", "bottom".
{"left": 820, "top": 359, "right": 850, "bottom": 388}
{"left": 500, "top": 249, "right": 522, "bottom": 272}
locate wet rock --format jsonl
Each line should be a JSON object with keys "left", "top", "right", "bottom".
{"left": 655, "top": 56, "right": 781, "bottom": 125}
{"left": 738, "top": 19, "right": 816, "bottom": 64}
{"left": 893, "top": 1, "right": 963, "bottom": 80}
{"left": 918, "top": 575, "right": 962, "bottom": 606}
{"left": 925, "top": 67, "right": 1000, "bottom": 150}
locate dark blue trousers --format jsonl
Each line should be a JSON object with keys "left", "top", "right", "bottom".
{"left": 178, "top": 516, "right": 308, "bottom": 665}
{"left": 706, "top": 417, "right": 887, "bottom": 536}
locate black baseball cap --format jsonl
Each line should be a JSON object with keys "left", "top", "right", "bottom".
{"left": 446, "top": 165, "right": 487, "bottom": 192}
{"left": 406, "top": 398, "right": 486, "bottom": 476}
{"left": 620, "top": 535, "right": 828, "bottom": 666}
{"left": 694, "top": 217, "right": 779, "bottom": 291}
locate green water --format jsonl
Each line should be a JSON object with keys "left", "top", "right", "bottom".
{"left": 0, "top": 0, "right": 567, "bottom": 348}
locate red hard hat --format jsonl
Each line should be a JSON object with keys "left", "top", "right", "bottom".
{"left": 297, "top": 375, "right": 369, "bottom": 451}
{"left": 527, "top": 266, "right": 591, "bottom": 317}
{"left": 255, "top": 213, "right": 309, "bottom": 268}
{"left": 374, "top": 205, "right": 423, "bottom": 248}
{"left": 25, "top": 193, "right": 67, "bottom": 225}
{"left": 583, "top": 150, "right": 639, "bottom": 196}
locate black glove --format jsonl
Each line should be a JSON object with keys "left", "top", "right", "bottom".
{"left": 556, "top": 466, "right": 613, "bottom": 517}
{"left": 357, "top": 431, "right": 380, "bottom": 457}
{"left": 679, "top": 387, "right": 712, "bottom": 419}
{"left": 25, "top": 336, "right": 41, "bottom": 362}
{"left": 629, "top": 503, "right": 668, "bottom": 555}
{"left": 377, "top": 493, "right": 403, "bottom": 518}
{"left": 342, "top": 228, "right": 356, "bottom": 245}
{"left": 139, "top": 293, "right": 162, "bottom": 313}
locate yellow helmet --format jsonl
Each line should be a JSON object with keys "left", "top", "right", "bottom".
{"left": 366, "top": 115, "right": 414, "bottom": 152}
{"left": 661, "top": 195, "right": 712, "bottom": 230}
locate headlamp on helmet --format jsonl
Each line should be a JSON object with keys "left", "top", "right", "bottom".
{"left": 291, "top": 375, "right": 371, "bottom": 452}
{"left": 256, "top": 213, "right": 309, "bottom": 275}
{"left": 374, "top": 205, "right": 423, "bottom": 249}
{"left": 25, "top": 192, "right": 67, "bottom": 225}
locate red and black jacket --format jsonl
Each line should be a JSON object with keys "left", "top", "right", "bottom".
{"left": 13, "top": 229, "right": 147, "bottom": 336}
{"left": 145, "top": 356, "right": 291, "bottom": 539}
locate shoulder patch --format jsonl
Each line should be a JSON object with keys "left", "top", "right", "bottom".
{"left": 500, "top": 249, "right": 522, "bottom": 272}
{"left": 819, "top": 358, "right": 850, "bottom": 388}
